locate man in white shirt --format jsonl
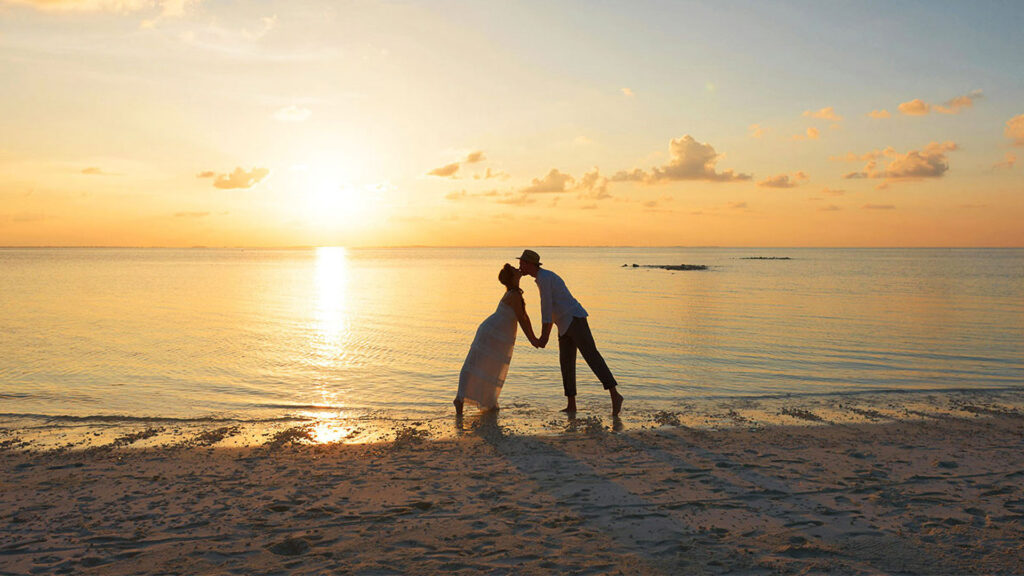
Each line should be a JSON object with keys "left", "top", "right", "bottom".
{"left": 517, "top": 249, "right": 624, "bottom": 416}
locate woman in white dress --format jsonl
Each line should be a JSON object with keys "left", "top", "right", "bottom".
{"left": 454, "top": 263, "right": 539, "bottom": 414}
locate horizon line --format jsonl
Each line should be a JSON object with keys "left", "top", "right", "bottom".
{"left": 2, "top": 244, "right": 1022, "bottom": 250}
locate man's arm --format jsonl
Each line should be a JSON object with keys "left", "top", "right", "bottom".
{"left": 535, "top": 272, "right": 554, "bottom": 348}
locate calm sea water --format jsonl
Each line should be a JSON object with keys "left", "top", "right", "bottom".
{"left": 1, "top": 247, "right": 1022, "bottom": 423}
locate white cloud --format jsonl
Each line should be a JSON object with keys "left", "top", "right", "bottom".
{"left": 803, "top": 107, "right": 842, "bottom": 122}
{"left": 898, "top": 99, "right": 930, "bottom": 116}
{"left": 647, "top": 135, "right": 751, "bottom": 183}
{"left": 427, "top": 162, "right": 460, "bottom": 178}
{"left": 791, "top": 127, "right": 820, "bottom": 141}
{"left": 520, "top": 169, "right": 574, "bottom": 194}
{"left": 868, "top": 110, "right": 891, "bottom": 119}
{"left": 1006, "top": 114, "right": 1024, "bottom": 146}
{"left": 575, "top": 168, "right": 611, "bottom": 200}
{"left": 757, "top": 171, "right": 808, "bottom": 189}
{"left": 842, "top": 142, "right": 958, "bottom": 182}
{"left": 992, "top": 153, "right": 1016, "bottom": 170}
{"left": 621, "top": 88, "right": 634, "bottom": 97}
{"left": 212, "top": 166, "right": 270, "bottom": 189}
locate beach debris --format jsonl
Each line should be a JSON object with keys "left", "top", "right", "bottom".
{"left": 391, "top": 425, "right": 430, "bottom": 448}
{"left": 653, "top": 411, "right": 682, "bottom": 427}
{"left": 622, "top": 263, "right": 708, "bottom": 271}
{"left": 780, "top": 407, "right": 824, "bottom": 422}
{"left": 265, "top": 425, "right": 314, "bottom": 448}
{"left": 739, "top": 256, "right": 791, "bottom": 260}
{"left": 181, "top": 425, "right": 241, "bottom": 448}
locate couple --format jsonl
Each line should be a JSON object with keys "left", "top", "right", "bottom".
{"left": 453, "top": 249, "right": 624, "bottom": 416}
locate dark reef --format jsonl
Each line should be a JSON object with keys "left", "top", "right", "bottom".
{"left": 623, "top": 263, "right": 709, "bottom": 271}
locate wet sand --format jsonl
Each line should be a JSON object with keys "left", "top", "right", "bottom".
{"left": 2, "top": 393, "right": 1024, "bottom": 575}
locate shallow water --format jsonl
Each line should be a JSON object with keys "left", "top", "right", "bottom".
{"left": 1, "top": 247, "right": 1022, "bottom": 430}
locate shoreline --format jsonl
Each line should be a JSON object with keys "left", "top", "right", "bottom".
{"left": 2, "top": 392, "right": 1024, "bottom": 574}
{"left": 3, "top": 387, "right": 1023, "bottom": 453}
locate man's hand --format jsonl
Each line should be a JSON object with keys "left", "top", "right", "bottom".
{"left": 538, "top": 323, "right": 553, "bottom": 349}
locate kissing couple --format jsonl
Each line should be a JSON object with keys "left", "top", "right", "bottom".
{"left": 454, "top": 249, "right": 624, "bottom": 416}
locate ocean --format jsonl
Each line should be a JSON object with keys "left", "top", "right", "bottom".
{"left": 1, "top": 247, "right": 1022, "bottom": 439}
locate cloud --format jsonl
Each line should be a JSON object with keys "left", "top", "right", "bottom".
{"left": 7, "top": 0, "right": 201, "bottom": 23}
{"left": 212, "top": 166, "right": 270, "bottom": 189}
{"left": 444, "top": 190, "right": 467, "bottom": 201}
{"left": 575, "top": 168, "right": 611, "bottom": 200}
{"left": 934, "top": 90, "right": 983, "bottom": 114}
{"left": 81, "top": 166, "right": 112, "bottom": 175}
{"left": 803, "top": 107, "right": 842, "bottom": 122}
{"left": 520, "top": 169, "right": 574, "bottom": 194}
{"left": 868, "top": 109, "right": 891, "bottom": 119}
{"left": 197, "top": 171, "right": 216, "bottom": 178}
{"left": 273, "top": 105, "right": 312, "bottom": 122}
{"left": 174, "top": 211, "right": 210, "bottom": 218}
{"left": 647, "top": 135, "right": 751, "bottom": 183}
{"left": 791, "top": 127, "right": 820, "bottom": 141}
{"left": 757, "top": 171, "right": 808, "bottom": 189}
{"left": 427, "top": 162, "right": 460, "bottom": 178}
{"left": 819, "top": 204, "right": 842, "bottom": 211}
{"left": 496, "top": 193, "right": 535, "bottom": 206}
{"left": 726, "top": 201, "right": 747, "bottom": 210}
{"left": 899, "top": 91, "right": 983, "bottom": 116}
{"left": 429, "top": 150, "right": 488, "bottom": 178}
{"left": 473, "top": 168, "right": 509, "bottom": 180}
{"left": 1006, "top": 114, "right": 1024, "bottom": 146}
{"left": 4, "top": 0, "right": 165, "bottom": 12}
{"left": 992, "top": 153, "right": 1016, "bottom": 170}
{"left": 863, "top": 204, "right": 895, "bottom": 210}
{"left": 821, "top": 187, "right": 846, "bottom": 196}
{"left": 609, "top": 168, "right": 647, "bottom": 182}
{"left": 841, "top": 142, "right": 958, "bottom": 182}
{"left": 898, "top": 99, "right": 930, "bottom": 116}
{"left": 749, "top": 124, "right": 765, "bottom": 138}
{"left": 621, "top": 88, "right": 634, "bottom": 97}
{"left": 573, "top": 136, "right": 593, "bottom": 146}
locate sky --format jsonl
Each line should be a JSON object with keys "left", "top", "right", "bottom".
{"left": 1, "top": 0, "right": 1022, "bottom": 247}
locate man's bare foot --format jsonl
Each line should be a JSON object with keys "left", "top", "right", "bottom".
{"left": 561, "top": 397, "right": 577, "bottom": 413}
{"left": 453, "top": 397, "right": 463, "bottom": 415}
{"left": 611, "top": 391, "right": 624, "bottom": 416}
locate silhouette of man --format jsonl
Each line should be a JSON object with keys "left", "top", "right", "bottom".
{"left": 517, "top": 249, "right": 623, "bottom": 415}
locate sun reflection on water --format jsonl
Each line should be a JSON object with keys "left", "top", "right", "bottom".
{"left": 314, "top": 246, "right": 350, "bottom": 348}
{"left": 309, "top": 246, "right": 352, "bottom": 411}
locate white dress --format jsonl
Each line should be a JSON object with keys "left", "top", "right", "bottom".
{"left": 457, "top": 291, "right": 518, "bottom": 410}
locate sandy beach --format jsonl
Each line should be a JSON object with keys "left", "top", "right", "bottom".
{"left": 3, "top": 392, "right": 1024, "bottom": 575}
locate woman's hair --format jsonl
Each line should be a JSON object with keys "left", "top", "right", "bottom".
{"left": 498, "top": 263, "right": 522, "bottom": 293}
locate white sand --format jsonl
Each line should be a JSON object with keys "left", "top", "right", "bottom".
{"left": 3, "top": 402, "right": 1024, "bottom": 575}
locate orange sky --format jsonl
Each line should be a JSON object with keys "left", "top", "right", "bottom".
{"left": 1, "top": 1, "right": 1022, "bottom": 247}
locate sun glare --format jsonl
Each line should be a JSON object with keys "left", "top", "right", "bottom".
{"left": 303, "top": 168, "right": 377, "bottom": 231}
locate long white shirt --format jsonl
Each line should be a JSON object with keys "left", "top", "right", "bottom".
{"left": 536, "top": 268, "right": 588, "bottom": 336}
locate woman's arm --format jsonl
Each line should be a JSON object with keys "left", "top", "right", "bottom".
{"left": 511, "top": 293, "right": 540, "bottom": 347}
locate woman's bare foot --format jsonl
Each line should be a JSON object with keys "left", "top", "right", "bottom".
{"left": 561, "top": 397, "right": 577, "bottom": 413}
{"left": 453, "top": 397, "right": 463, "bottom": 415}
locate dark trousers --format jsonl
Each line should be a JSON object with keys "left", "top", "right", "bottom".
{"left": 558, "top": 316, "right": 618, "bottom": 397}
